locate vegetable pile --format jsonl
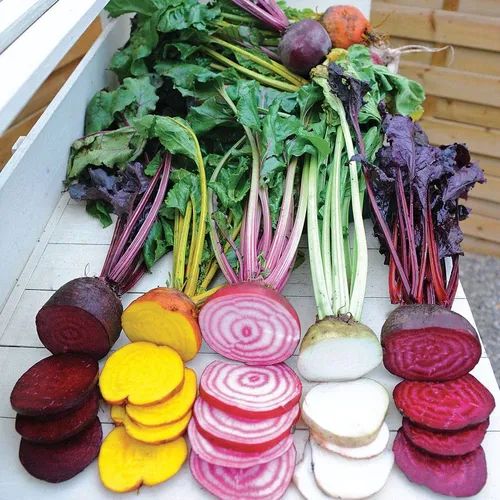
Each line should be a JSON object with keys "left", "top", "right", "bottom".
{"left": 10, "top": 354, "right": 102, "bottom": 482}
{"left": 190, "top": 361, "right": 300, "bottom": 498}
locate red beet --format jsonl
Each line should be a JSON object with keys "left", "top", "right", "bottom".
{"left": 393, "top": 375, "right": 495, "bottom": 431}
{"left": 19, "top": 417, "right": 102, "bottom": 483}
{"left": 36, "top": 277, "right": 123, "bottom": 360}
{"left": 402, "top": 417, "right": 489, "bottom": 457}
{"left": 381, "top": 305, "right": 481, "bottom": 381}
{"left": 393, "top": 429, "right": 487, "bottom": 497}
{"left": 10, "top": 353, "right": 98, "bottom": 416}
{"left": 15, "top": 388, "right": 100, "bottom": 443}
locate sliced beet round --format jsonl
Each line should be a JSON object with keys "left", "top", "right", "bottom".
{"left": 381, "top": 305, "right": 481, "bottom": 381}
{"left": 19, "top": 417, "right": 102, "bottom": 483}
{"left": 393, "top": 375, "right": 495, "bottom": 431}
{"left": 15, "top": 388, "right": 100, "bottom": 443}
{"left": 36, "top": 277, "right": 123, "bottom": 360}
{"left": 402, "top": 417, "right": 489, "bottom": 457}
{"left": 10, "top": 353, "right": 99, "bottom": 416}
{"left": 393, "top": 429, "right": 487, "bottom": 497}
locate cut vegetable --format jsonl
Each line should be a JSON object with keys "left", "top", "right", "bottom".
{"left": 393, "top": 428, "right": 487, "bottom": 497}
{"left": 311, "top": 440, "right": 394, "bottom": 499}
{"left": 402, "top": 417, "right": 489, "bottom": 457}
{"left": 199, "top": 361, "right": 301, "bottom": 419}
{"left": 122, "top": 288, "right": 201, "bottom": 362}
{"left": 311, "top": 423, "right": 390, "bottom": 459}
{"left": 11, "top": 353, "right": 98, "bottom": 416}
{"left": 99, "top": 426, "right": 187, "bottom": 492}
{"left": 298, "top": 317, "right": 382, "bottom": 381}
{"left": 190, "top": 445, "right": 296, "bottom": 500}
{"left": 19, "top": 417, "right": 102, "bottom": 483}
{"left": 293, "top": 441, "right": 331, "bottom": 500}
{"left": 382, "top": 305, "right": 481, "bottom": 381}
{"left": 199, "top": 283, "right": 300, "bottom": 365}
{"left": 99, "top": 342, "right": 184, "bottom": 406}
{"left": 126, "top": 368, "right": 197, "bottom": 426}
{"left": 193, "top": 398, "right": 299, "bottom": 452}
{"left": 15, "top": 388, "right": 99, "bottom": 444}
{"left": 111, "top": 405, "right": 191, "bottom": 444}
{"left": 394, "top": 375, "right": 495, "bottom": 430}
{"left": 187, "top": 419, "right": 294, "bottom": 469}
{"left": 302, "top": 379, "right": 389, "bottom": 447}
{"left": 36, "top": 277, "right": 123, "bottom": 360}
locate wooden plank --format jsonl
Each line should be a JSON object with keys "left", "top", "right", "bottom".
{"left": 461, "top": 213, "right": 500, "bottom": 244}
{"left": 472, "top": 177, "right": 500, "bottom": 204}
{"left": 372, "top": 3, "right": 500, "bottom": 51}
{"left": 466, "top": 197, "right": 500, "bottom": 220}
{"left": 463, "top": 235, "right": 500, "bottom": 257}
{"left": 472, "top": 154, "right": 500, "bottom": 178}
{"left": 400, "top": 62, "right": 500, "bottom": 108}
{"left": 377, "top": 0, "right": 500, "bottom": 17}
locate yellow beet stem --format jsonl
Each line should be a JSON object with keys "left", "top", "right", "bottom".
{"left": 174, "top": 203, "right": 192, "bottom": 289}
{"left": 173, "top": 212, "right": 181, "bottom": 277}
{"left": 186, "top": 195, "right": 198, "bottom": 277}
{"left": 192, "top": 285, "right": 224, "bottom": 306}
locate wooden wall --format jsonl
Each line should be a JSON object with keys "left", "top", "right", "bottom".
{"left": 372, "top": 0, "right": 500, "bottom": 256}
{"left": 0, "top": 18, "right": 101, "bottom": 170}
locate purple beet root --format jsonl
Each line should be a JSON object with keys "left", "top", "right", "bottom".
{"left": 19, "top": 417, "right": 102, "bottom": 483}
{"left": 36, "top": 277, "right": 123, "bottom": 360}
{"left": 393, "top": 375, "right": 495, "bottom": 431}
{"left": 16, "top": 388, "right": 100, "bottom": 443}
{"left": 393, "top": 429, "right": 487, "bottom": 497}
{"left": 402, "top": 417, "right": 489, "bottom": 457}
{"left": 382, "top": 305, "right": 481, "bottom": 381}
{"left": 10, "top": 353, "right": 98, "bottom": 416}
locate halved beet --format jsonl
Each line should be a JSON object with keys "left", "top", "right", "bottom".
{"left": 19, "top": 417, "right": 102, "bottom": 483}
{"left": 393, "top": 429, "right": 487, "bottom": 497}
{"left": 402, "top": 417, "right": 489, "bottom": 457}
{"left": 11, "top": 353, "right": 98, "bottom": 416}
{"left": 381, "top": 305, "right": 481, "bottom": 381}
{"left": 15, "top": 388, "right": 100, "bottom": 443}
{"left": 393, "top": 375, "right": 495, "bottom": 431}
{"left": 36, "top": 277, "right": 123, "bottom": 360}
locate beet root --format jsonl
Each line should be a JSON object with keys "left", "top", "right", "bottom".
{"left": 393, "top": 429, "right": 487, "bottom": 497}
{"left": 15, "top": 388, "right": 100, "bottom": 443}
{"left": 10, "top": 353, "right": 98, "bottom": 416}
{"left": 19, "top": 417, "right": 103, "bottom": 483}
{"left": 381, "top": 305, "right": 481, "bottom": 381}
{"left": 402, "top": 418, "right": 489, "bottom": 457}
{"left": 36, "top": 277, "right": 123, "bottom": 360}
{"left": 393, "top": 374, "right": 495, "bottom": 431}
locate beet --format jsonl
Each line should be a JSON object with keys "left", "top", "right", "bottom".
{"left": 15, "top": 388, "right": 100, "bottom": 443}
{"left": 36, "top": 277, "right": 123, "bottom": 360}
{"left": 393, "top": 429, "right": 487, "bottom": 497}
{"left": 382, "top": 305, "right": 481, "bottom": 381}
{"left": 10, "top": 353, "right": 98, "bottom": 416}
{"left": 393, "top": 375, "right": 495, "bottom": 431}
{"left": 402, "top": 417, "right": 489, "bottom": 457}
{"left": 19, "top": 417, "right": 102, "bottom": 483}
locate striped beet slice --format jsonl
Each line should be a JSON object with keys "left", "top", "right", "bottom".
{"left": 393, "top": 429, "right": 487, "bottom": 497}
{"left": 193, "top": 398, "right": 299, "bottom": 452}
{"left": 393, "top": 375, "right": 495, "bottom": 431}
{"left": 402, "top": 418, "right": 489, "bottom": 457}
{"left": 190, "top": 445, "right": 296, "bottom": 500}
{"left": 381, "top": 305, "right": 481, "bottom": 381}
{"left": 199, "top": 361, "right": 302, "bottom": 419}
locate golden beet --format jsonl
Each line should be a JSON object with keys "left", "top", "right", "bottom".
{"left": 98, "top": 426, "right": 187, "bottom": 492}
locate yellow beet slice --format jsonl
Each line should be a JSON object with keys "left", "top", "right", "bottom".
{"left": 99, "top": 426, "right": 187, "bottom": 492}
{"left": 111, "top": 405, "right": 191, "bottom": 444}
{"left": 99, "top": 342, "right": 184, "bottom": 406}
{"left": 122, "top": 288, "right": 201, "bottom": 361}
{"left": 126, "top": 368, "right": 197, "bottom": 426}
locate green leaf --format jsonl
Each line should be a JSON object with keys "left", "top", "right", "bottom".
{"left": 156, "top": 1, "right": 220, "bottom": 33}
{"left": 143, "top": 220, "right": 167, "bottom": 270}
{"left": 144, "top": 152, "right": 162, "bottom": 176}
{"left": 187, "top": 97, "right": 234, "bottom": 135}
{"left": 236, "top": 81, "right": 261, "bottom": 131}
{"left": 106, "top": 0, "right": 159, "bottom": 17}
{"left": 86, "top": 200, "right": 112, "bottom": 227}
{"left": 163, "top": 169, "right": 199, "bottom": 216}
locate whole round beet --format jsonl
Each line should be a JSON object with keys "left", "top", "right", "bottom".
{"left": 279, "top": 20, "right": 332, "bottom": 76}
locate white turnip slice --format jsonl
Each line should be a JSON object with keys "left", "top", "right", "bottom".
{"left": 311, "top": 440, "right": 394, "bottom": 499}
{"left": 302, "top": 379, "right": 389, "bottom": 447}
{"left": 293, "top": 440, "right": 330, "bottom": 500}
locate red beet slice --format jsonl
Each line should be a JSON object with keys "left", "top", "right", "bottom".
{"left": 393, "top": 375, "right": 495, "bottom": 431}
{"left": 19, "top": 417, "right": 102, "bottom": 483}
{"left": 402, "top": 417, "right": 489, "bottom": 457}
{"left": 36, "top": 277, "right": 123, "bottom": 360}
{"left": 381, "top": 305, "right": 481, "bottom": 381}
{"left": 393, "top": 429, "right": 487, "bottom": 497}
{"left": 15, "top": 388, "right": 100, "bottom": 443}
{"left": 10, "top": 353, "right": 99, "bottom": 416}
